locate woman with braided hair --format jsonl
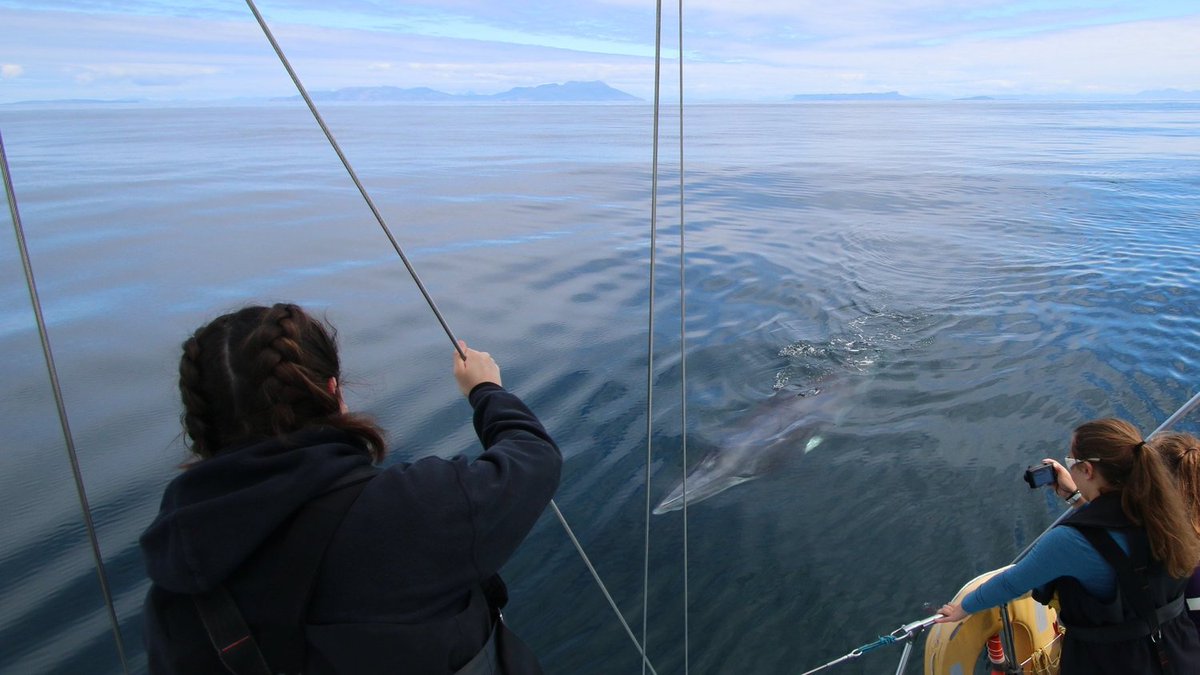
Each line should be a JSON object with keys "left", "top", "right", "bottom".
{"left": 935, "top": 418, "right": 1200, "bottom": 674}
{"left": 140, "top": 303, "right": 561, "bottom": 674}
{"left": 1157, "top": 430, "right": 1200, "bottom": 637}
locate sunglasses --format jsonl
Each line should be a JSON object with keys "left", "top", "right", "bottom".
{"left": 1064, "top": 455, "right": 1101, "bottom": 469}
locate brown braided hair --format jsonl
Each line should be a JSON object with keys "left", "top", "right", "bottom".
{"left": 1155, "top": 431, "right": 1200, "bottom": 539}
{"left": 178, "top": 303, "right": 385, "bottom": 461}
{"left": 1071, "top": 418, "right": 1200, "bottom": 578}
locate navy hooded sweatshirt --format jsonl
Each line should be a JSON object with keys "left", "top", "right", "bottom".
{"left": 140, "top": 383, "right": 562, "bottom": 674}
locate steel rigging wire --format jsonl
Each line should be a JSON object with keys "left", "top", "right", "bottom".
{"left": 642, "top": 0, "right": 664, "bottom": 671}
{"left": 643, "top": 0, "right": 692, "bottom": 671}
{"left": 243, "top": 1, "right": 661, "bottom": 672}
{"left": 676, "top": 0, "right": 691, "bottom": 670}
{"left": 1, "top": 130, "right": 131, "bottom": 673}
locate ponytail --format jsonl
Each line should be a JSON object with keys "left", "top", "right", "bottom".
{"left": 1156, "top": 432, "right": 1200, "bottom": 539}
{"left": 1124, "top": 439, "right": 1199, "bottom": 578}
{"left": 1073, "top": 419, "right": 1200, "bottom": 578}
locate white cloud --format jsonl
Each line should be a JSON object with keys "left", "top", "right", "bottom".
{"left": 1, "top": 2, "right": 1198, "bottom": 102}
{"left": 1, "top": 64, "right": 24, "bottom": 78}
{"left": 675, "top": 12, "right": 1200, "bottom": 98}
{"left": 70, "top": 63, "right": 221, "bottom": 87}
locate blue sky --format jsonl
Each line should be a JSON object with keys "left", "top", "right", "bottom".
{"left": 1, "top": 0, "right": 1198, "bottom": 102}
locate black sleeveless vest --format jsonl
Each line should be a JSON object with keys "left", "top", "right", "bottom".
{"left": 1032, "top": 492, "right": 1200, "bottom": 674}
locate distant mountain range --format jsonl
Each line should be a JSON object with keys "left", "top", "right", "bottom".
{"left": 790, "top": 91, "right": 917, "bottom": 101}
{"left": 282, "top": 81, "right": 642, "bottom": 103}
{"left": 8, "top": 85, "right": 1200, "bottom": 107}
{"left": 1131, "top": 88, "right": 1200, "bottom": 100}
{"left": 788, "top": 89, "right": 1200, "bottom": 102}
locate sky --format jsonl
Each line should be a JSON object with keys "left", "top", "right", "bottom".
{"left": 1, "top": 0, "right": 1198, "bottom": 103}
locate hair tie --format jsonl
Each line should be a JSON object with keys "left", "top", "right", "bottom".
{"left": 1133, "top": 440, "right": 1146, "bottom": 456}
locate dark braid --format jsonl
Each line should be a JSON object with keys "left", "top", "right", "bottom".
{"left": 178, "top": 314, "right": 240, "bottom": 457}
{"left": 241, "top": 303, "right": 340, "bottom": 439}
{"left": 178, "top": 335, "right": 214, "bottom": 453}
{"left": 178, "top": 303, "right": 386, "bottom": 462}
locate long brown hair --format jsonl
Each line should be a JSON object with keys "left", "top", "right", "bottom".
{"left": 1072, "top": 418, "right": 1200, "bottom": 578}
{"left": 178, "top": 303, "right": 385, "bottom": 461}
{"left": 1156, "top": 431, "right": 1200, "bottom": 539}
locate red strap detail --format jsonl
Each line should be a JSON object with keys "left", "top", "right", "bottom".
{"left": 221, "top": 635, "right": 252, "bottom": 654}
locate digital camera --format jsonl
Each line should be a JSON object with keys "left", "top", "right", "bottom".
{"left": 1023, "top": 464, "right": 1056, "bottom": 489}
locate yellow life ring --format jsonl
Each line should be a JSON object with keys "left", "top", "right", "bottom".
{"left": 924, "top": 566, "right": 1063, "bottom": 675}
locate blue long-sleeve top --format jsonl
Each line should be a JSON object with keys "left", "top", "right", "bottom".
{"left": 962, "top": 526, "right": 1130, "bottom": 614}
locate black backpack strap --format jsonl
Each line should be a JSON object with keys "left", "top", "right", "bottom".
{"left": 1076, "top": 526, "right": 1177, "bottom": 673}
{"left": 452, "top": 620, "right": 501, "bottom": 675}
{"left": 480, "top": 573, "right": 509, "bottom": 617}
{"left": 193, "top": 586, "right": 273, "bottom": 675}
{"left": 193, "top": 465, "right": 379, "bottom": 674}
{"left": 478, "top": 574, "right": 545, "bottom": 675}
{"left": 1077, "top": 528, "right": 1159, "bottom": 629}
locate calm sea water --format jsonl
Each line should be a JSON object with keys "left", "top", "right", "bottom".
{"left": 1, "top": 101, "right": 1198, "bottom": 674}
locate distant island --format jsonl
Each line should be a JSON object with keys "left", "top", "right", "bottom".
{"left": 786, "top": 89, "right": 1200, "bottom": 102}
{"left": 3, "top": 98, "right": 146, "bottom": 106}
{"left": 7, "top": 86, "right": 1200, "bottom": 107}
{"left": 789, "top": 91, "right": 919, "bottom": 101}
{"left": 1133, "top": 88, "right": 1200, "bottom": 100}
{"left": 283, "top": 81, "right": 642, "bottom": 103}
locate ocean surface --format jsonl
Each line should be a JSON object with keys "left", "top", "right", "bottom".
{"left": 1, "top": 100, "right": 1198, "bottom": 674}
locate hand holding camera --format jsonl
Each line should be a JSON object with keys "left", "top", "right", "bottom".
{"left": 1023, "top": 463, "right": 1057, "bottom": 489}
{"left": 1024, "top": 459, "right": 1083, "bottom": 505}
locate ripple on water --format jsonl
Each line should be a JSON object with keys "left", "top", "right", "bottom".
{"left": 3, "top": 101, "right": 1200, "bottom": 675}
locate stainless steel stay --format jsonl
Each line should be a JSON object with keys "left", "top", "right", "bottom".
{"left": 2, "top": 130, "right": 130, "bottom": 672}
{"left": 242, "top": 2, "right": 664, "bottom": 673}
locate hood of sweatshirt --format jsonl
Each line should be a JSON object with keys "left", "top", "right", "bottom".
{"left": 139, "top": 426, "right": 374, "bottom": 594}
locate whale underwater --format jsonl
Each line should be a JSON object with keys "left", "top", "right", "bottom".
{"left": 652, "top": 385, "right": 848, "bottom": 514}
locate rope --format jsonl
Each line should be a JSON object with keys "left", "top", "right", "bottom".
{"left": 1, "top": 131, "right": 130, "bottom": 672}
{"left": 1019, "top": 631, "right": 1063, "bottom": 669}
{"left": 642, "top": 0, "right": 665, "bottom": 673}
{"left": 798, "top": 615, "right": 939, "bottom": 675}
{"left": 243, "top": 3, "right": 659, "bottom": 673}
{"left": 797, "top": 636, "right": 895, "bottom": 675}
{"left": 675, "top": 0, "right": 690, "bottom": 671}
